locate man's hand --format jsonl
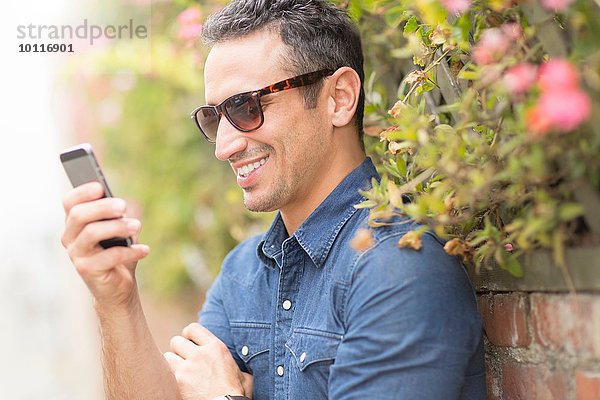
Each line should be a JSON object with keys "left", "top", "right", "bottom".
{"left": 61, "top": 182, "right": 150, "bottom": 310}
{"left": 164, "top": 323, "right": 253, "bottom": 400}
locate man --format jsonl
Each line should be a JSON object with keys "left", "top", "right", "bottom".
{"left": 61, "top": 0, "right": 486, "bottom": 399}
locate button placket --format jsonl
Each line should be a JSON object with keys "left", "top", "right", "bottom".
{"left": 273, "top": 241, "right": 304, "bottom": 396}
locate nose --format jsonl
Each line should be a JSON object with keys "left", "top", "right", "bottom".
{"left": 214, "top": 115, "right": 248, "bottom": 161}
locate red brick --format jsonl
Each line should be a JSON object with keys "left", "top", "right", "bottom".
{"left": 502, "top": 362, "right": 568, "bottom": 400}
{"left": 576, "top": 370, "right": 600, "bottom": 400}
{"left": 531, "top": 294, "right": 600, "bottom": 358}
{"left": 477, "top": 293, "right": 531, "bottom": 347}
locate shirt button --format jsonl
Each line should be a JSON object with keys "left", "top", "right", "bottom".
{"left": 282, "top": 299, "right": 292, "bottom": 310}
{"left": 241, "top": 346, "right": 249, "bottom": 356}
{"left": 277, "top": 365, "right": 284, "bottom": 376}
{"left": 300, "top": 352, "right": 307, "bottom": 363}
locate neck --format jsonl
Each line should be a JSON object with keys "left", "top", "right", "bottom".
{"left": 280, "top": 145, "right": 366, "bottom": 235}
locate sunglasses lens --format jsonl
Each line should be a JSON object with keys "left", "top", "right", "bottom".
{"left": 196, "top": 108, "right": 220, "bottom": 142}
{"left": 224, "top": 94, "right": 262, "bottom": 131}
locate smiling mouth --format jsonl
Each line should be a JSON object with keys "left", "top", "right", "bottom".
{"left": 237, "top": 157, "right": 269, "bottom": 178}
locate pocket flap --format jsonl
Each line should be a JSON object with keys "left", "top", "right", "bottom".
{"left": 285, "top": 328, "right": 342, "bottom": 371}
{"left": 231, "top": 322, "right": 271, "bottom": 363}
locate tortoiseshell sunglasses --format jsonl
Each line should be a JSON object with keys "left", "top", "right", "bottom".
{"left": 190, "top": 69, "right": 335, "bottom": 143}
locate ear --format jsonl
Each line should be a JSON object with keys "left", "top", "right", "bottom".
{"left": 328, "top": 67, "right": 361, "bottom": 128}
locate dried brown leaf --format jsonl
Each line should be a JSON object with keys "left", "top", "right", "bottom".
{"left": 397, "top": 230, "right": 423, "bottom": 250}
{"left": 351, "top": 229, "right": 374, "bottom": 252}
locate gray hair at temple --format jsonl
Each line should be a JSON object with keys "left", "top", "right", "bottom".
{"left": 202, "top": 0, "right": 366, "bottom": 140}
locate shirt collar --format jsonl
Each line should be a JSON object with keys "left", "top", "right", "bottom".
{"left": 257, "top": 157, "right": 379, "bottom": 268}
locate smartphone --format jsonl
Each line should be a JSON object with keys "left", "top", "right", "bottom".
{"left": 60, "top": 143, "right": 133, "bottom": 249}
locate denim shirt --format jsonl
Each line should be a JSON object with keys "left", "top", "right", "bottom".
{"left": 199, "top": 158, "right": 486, "bottom": 399}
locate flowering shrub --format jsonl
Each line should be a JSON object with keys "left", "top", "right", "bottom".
{"left": 350, "top": 0, "right": 600, "bottom": 278}
{"left": 77, "top": 0, "right": 599, "bottom": 295}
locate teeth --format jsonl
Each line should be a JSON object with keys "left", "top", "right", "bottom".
{"left": 237, "top": 157, "right": 268, "bottom": 178}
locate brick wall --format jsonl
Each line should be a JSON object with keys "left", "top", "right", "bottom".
{"left": 477, "top": 292, "right": 600, "bottom": 400}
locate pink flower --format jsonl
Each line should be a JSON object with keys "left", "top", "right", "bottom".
{"left": 472, "top": 28, "right": 510, "bottom": 65}
{"left": 503, "top": 63, "right": 538, "bottom": 95}
{"left": 177, "top": 7, "right": 203, "bottom": 42}
{"left": 504, "top": 243, "right": 514, "bottom": 252}
{"left": 440, "top": 0, "right": 472, "bottom": 14}
{"left": 537, "top": 89, "right": 591, "bottom": 132}
{"left": 527, "top": 105, "right": 553, "bottom": 136}
{"left": 177, "top": 7, "right": 202, "bottom": 25}
{"left": 538, "top": 59, "right": 579, "bottom": 92}
{"left": 540, "top": 0, "right": 575, "bottom": 11}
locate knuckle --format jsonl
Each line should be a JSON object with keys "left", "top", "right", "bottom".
{"left": 169, "top": 335, "right": 180, "bottom": 349}
{"left": 213, "top": 340, "right": 228, "bottom": 354}
{"left": 68, "top": 206, "right": 83, "bottom": 226}
{"left": 72, "top": 256, "right": 90, "bottom": 274}
{"left": 62, "top": 197, "right": 71, "bottom": 213}
{"left": 183, "top": 322, "right": 195, "bottom": 335}
{"left": 78, "top": 224, "right": 94, "bottom": 244}
{"left": 60, "top": 232, "right": 68, "bottom": 248}
{"left": 173, "top": 370, "right": 184, "bottom": 384}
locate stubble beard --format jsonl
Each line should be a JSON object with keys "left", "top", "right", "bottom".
{"left": 241, "top": 115, "right": 325, "bottom": 214}
{"left": 242, "top": 179, "right": 289, "bottom": 213}
{"left": 242, "top": 142, "right": 322, "bottom": 214}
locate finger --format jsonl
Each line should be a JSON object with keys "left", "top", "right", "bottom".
{"left": 73, "top": 244, "right": 150, "bottom": 276}
{"left": 62, "top": 198, "right": 127, "bottom": 246}
{"left": 73, "top": 218, "right": 141, "bottom": 253}
{"left": 62, "top": 182, "right": 105, "bottom": 214}
{"left": 163, "top": 351, "right": 183, "bottom": 373}
{"left": 182, "top": 322, "right": 218, "bottom": 346}
{"left": 169, "top": 335, "right": 199, "bottom": 359}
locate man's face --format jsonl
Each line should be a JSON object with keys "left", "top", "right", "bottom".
{"left": 204, "top": 30, "right": 333, "bottom": 215}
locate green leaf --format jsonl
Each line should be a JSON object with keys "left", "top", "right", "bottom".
{"left": 396, "top": 155, "right": 407, "bottom": 177}
{"left": 403, "top": 16, "right": 419, "bottom": 36}
{"left": 504, "top": 256, "right": 524, "bottom": 278}
{"left": 385, "top": 6, "right": 409, "bottom": 28}
{"left": 458, "top": 70, "right": 480, "bottom": 80}
{"left": 415, "top": 80, "right": 435, "bottom": 96}
{"left": 558, "top": 203, "right": 585, "bottom": 221}
{"left": 384, "top": 129, "right": 418, "bottom": 142}
{"left": 355, "top": 199, "right": 378, "bottom": 209}
{"left": 433, "top": 124, "right": 456, "bottom": 137}
{"left": 391, "top": 47, "right": 415, "bottom": 59}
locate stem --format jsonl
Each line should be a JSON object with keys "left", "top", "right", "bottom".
{"left": 397, "top": 167, "right": 436, "bottom": 194}
{"left": 523, "top": 42, "right": 544, "bottom": 62}
{"left": 424, "top": 48, "right": 451, "bottom": 74}
{"left": 403, "top": 48, "right": 451, "bottom": 103}
{"left": 403, "top": 81, "right": 420, "bottom": 102}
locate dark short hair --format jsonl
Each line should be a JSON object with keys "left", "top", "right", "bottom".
{"left": 202, "top": 0, "right": 365, "bottom": 139}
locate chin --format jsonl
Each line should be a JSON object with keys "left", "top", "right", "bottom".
{"left": 243, "top": 192, "right": 280, "bottom": 213}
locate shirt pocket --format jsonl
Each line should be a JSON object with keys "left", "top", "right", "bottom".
{"left": 285, "top": 328, "right": 342, "bottom": 373}
{"left": 230, "top": 322, "right": 271, "bottom": 375}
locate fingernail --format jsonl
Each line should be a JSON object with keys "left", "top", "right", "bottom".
{"left": 138, "top": 244, "right": 150, "bottom": 254}
{"left": 113, "top": 199, "right": 126, "bottom": 213}
{"left": 127, "top": 220, "right": 141, "bottom": 231}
